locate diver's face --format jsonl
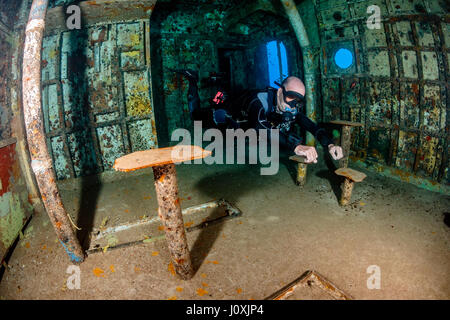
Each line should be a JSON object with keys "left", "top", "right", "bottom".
{"left": 277, "top": 88, "right": 302, "bottom": 114}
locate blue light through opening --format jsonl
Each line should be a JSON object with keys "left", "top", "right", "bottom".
{"left": 334, "top": 48, "right": 354, "bottom": 69}
{"left": 267, "top": 41, "right": 289, "bottom": 87}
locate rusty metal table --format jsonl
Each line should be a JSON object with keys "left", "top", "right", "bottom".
{"left": 113, "top": 145, "right": 211, "bottom": 280}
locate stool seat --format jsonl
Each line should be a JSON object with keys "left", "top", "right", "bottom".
{"left": 335, "top": 168, "right": 367, "bottom": 182}
{"left": 289, "top": 155, "right": 308, "bottom": 164}
{"left": 329, "top": 120, "right": 363, "bottom": 127}
{"left": 114, "top": 145, "right": 212, "bottom": 172}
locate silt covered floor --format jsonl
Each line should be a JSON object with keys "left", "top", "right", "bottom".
{"left": 0, "top": 151, "right": 449, "bottom": 300}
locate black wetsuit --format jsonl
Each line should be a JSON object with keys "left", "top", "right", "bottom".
{"left": 186, "top": 77, "right": 333, "bottom": 151}
{"left": 244, "top": 88, "right": 334, "bottom": 151}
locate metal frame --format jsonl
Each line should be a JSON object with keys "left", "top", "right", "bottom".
{"left": 265, "top": 270, "right": 352, "bottom": 300}
{"left": 86, "top": 199, "right": 242, "bottom": 255}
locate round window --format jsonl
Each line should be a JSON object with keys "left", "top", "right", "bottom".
{"left": 334, "top": 48, "right": 354, "bottom": 69}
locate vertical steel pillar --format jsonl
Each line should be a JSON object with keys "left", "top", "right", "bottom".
{"left": 23, "top": 0, "right": 85, "bottom": 263}
{"left": 280, "top": 0, "right": 317, "bottom": 146}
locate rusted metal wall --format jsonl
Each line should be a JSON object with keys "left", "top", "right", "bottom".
{"left": 41, "top": 16, "right": 158, "bottom": 180}
{"left": 0, "top": 0, "right": 34, "bottom": 262}
{"left": 317, "top": 0, "right": 449, "bottom": 189}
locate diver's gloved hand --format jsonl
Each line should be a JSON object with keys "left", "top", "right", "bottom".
{"left": 328, "top": 144, "right": 344, "bottom": 161}
{"left": 294, "top": 145, "right": 318, "bottom": 164}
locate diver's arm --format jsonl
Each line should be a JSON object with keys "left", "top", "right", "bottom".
{"left": 295, "top": 112, "right": 344, "bottom": 161}
{"left": 296, "top": 112, "right": 334, "bottom": 148}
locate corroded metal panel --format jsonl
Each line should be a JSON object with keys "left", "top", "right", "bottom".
{"left": 318, "top": 0, "right": 448, "bottom": 188}
{"left": 41, "top": 34, "right": 59, "bottom": 81}
{"left": 50, "top": 136, "right": 71, "bottom": 180}
{"left": 128, "top": 119, "right": 157, "bottom": 152}
{"left": 443, "top": 23, "right": 450, "bottom": 47}
{"left": 389, "top": 0, "right": 426, "bottom": 14}
{"left": 45, "top": 0, "right": 157, "bottom": 35}
{"left": 416, "top": 22, "right": 435, "bottom": 46}
{"left": 364, "top": 26, "right": 387, "bottom": 48}
{"left": 42, "top": 83, "right": 60, "bottom": 131}
{"left": 353, "top": 0, "right": 388, "bottom": 17}
{"left": 421, "top": 51, "right": 439, "bottom": 80}
{"left": 124, "top": 71, "right": 152, "bottom": 117}
{"left": 67, "top": 131, "right": 98, "bottom": 177}
{"left": 400, "top": 83, "right": 420, "bottom": 129}
{"left": 42, "top": 18, "right": 158, "bottom": 180}
{"left": 396, "top": 130, "right": 418, "bottom": 170}
{"left": 417, "top": 134, "right": 440, "bottom": 177}
{"left": 318, "top": 6, "right": 351, "bottom": 26}
{"left": 96, "top": 125, "right": 125, "bottom": 170}
{"left": 401, "top": 51, "right": 418, "bottom": 79}
{"left": 322, "top": 78, "right": 340, "bottom": 121}
{"left": 395, "top": 22, "right": 415, "bottom": 46}
{"left": 368, "top": 128, "right": 391, "bottom": 163}
{"left": 368, "top": 51, "right": 391, "bottom": 77}
{"left": 86, "top": 26, "right": 118, "bottom": 113}
{"left": 423, "top": 84, "right": 445, "bottom": 133}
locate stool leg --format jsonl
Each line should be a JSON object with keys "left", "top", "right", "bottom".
{"left": 339, "top": 126, "right": 351, "bottom": 168}
{"left": 340, "top": 178, "right": 354, "bottom": 206}
{"left": 296, "top": 163, "right": 308, "bottom": 187}
{"left": 153, "top": 164, "right": 194, "bottom": 280}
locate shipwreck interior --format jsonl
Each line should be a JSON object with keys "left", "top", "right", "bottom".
{"left": 0, "top": 0, "right": 449, "bottom": 300}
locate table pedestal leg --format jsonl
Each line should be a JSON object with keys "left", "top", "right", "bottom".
{"left": 153, "top": 164, "right": 194, "bottom": 280}
{"left": 339, "top": 126, "right": 351, "bottom": 168}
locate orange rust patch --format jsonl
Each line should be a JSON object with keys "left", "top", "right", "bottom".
{"left": 93, "top": 268, "right": 105, "bottom": 277}
{"left": 152, "top": 251, "right": 159, "bottom": 256}
{"left": 55, "top": 222, "right": 62, "bottom": 229}
{"left": 236, "top": 288, "right": 243, "bottom": 294}
{"left": 184, "top": 221, "right": 194, "bottom": 228}
{"left": 202, "top": 282, "right": 209, "bottom": 287}
{"left": 196, "top": 288, "right": 208, "bottom": 297}
{"left": 168, "top": 296, "right": 177, "bottom": 300}
{"left": 168, "top": 262, "right": 176, "bottom": 276}
{"left": 109, "top": 265, "right": 115, "bottom": 273}
{"left": 158, "top": 174, "right": 166, "bottom": 183}
{"left": 158, "top": 226, "right": 165, "bottom": 231}
{"left": 176, "top": 287, "right": 183, "bottom": 292}
{"left": 25, "top": 242, "right": 30, "bottom": 248}
{"left": 411, "top": 83, "right": 419, "bottom": 95}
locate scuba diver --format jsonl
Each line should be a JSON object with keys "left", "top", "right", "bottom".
{"left": 173, "top": 69, "right": 344, "bottom": 164}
